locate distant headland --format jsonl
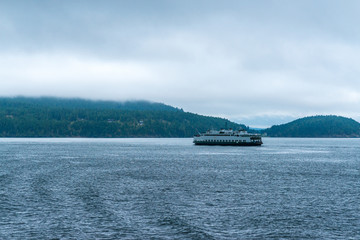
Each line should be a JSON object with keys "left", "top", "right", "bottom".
{"left": 263, "top": 115, "right": 360, "bottom": 138}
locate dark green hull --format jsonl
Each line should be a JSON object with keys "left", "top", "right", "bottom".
{"left": 194, "top": 141, "right": 262, "bottom": 146}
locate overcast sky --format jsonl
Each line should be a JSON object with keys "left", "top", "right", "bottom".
{"left": 1, "top": 0, "right": 360, "bottom": 127}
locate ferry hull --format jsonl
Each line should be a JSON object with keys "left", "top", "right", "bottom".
{"left": 193, "top": 141, "right": 262, "bottom": 146}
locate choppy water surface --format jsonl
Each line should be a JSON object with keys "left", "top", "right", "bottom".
{"left": 0, "top": 138, "right": 359, "bottom": 239}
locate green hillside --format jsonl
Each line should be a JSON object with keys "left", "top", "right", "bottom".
{"left": 264, "top": 115, "right": 360, "bottom": 137}
{"left": 0, "top": 97, "right": 245, "bottom": 137}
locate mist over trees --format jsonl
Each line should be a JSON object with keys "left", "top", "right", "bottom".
{"left": 0, "top": 97, "right": 245, "bottom": 137}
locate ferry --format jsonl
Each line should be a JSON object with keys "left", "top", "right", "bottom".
{"left": 193, "top": 128, "right": 263, "bottom": 146}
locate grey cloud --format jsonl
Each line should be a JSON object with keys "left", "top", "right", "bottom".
{"left": 1, "top": 0, "right": 360, "bottom": 127}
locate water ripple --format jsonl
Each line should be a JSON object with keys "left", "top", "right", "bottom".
{"left": 0, "top": 138, "right": 359, "bottom": 239}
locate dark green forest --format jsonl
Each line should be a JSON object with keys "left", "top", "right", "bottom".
{"left": 0, "top": 97, "right": 245, "bottom": 137}
{"left": 264, "top": 115, "right": 360, "bottom": 137}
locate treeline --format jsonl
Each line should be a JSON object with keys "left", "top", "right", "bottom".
{"left": 264, "top": 115, "right": 360, "bottom": 137}
{"left": 0, "top": 97, "right": 245, "bottom": 137}
{"left": 0, "top": 96, "right": 180, "bottom": 111}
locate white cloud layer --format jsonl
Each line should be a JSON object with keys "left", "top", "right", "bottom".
{"left": 1, "top": 0, "right": 360, "bottom": 127}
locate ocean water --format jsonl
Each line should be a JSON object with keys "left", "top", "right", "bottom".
{"left": 0, "top": 138, "right": 359, "bottom": 239}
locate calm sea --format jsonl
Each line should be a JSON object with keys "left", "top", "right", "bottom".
{"left": 0, "top": 138, "right": 359, "bottom": 239}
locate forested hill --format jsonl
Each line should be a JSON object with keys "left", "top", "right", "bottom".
{"left": 264, "top": 115, "right": 360, "bottom": 137}
{"left": 0, "top": 97, "right": 245, "bottom": 137}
